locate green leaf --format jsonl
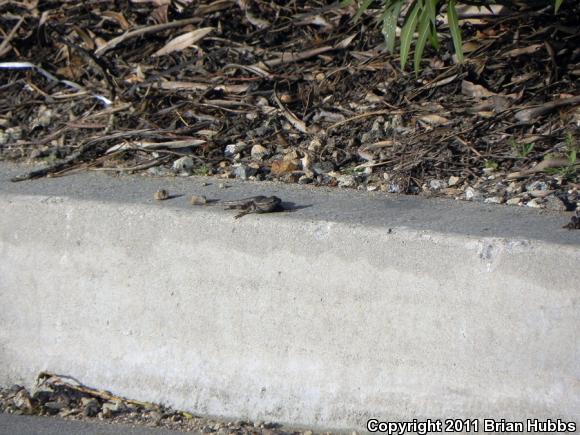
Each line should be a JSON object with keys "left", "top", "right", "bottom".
{"left": 569, "top": 148, "right": 577, "bottom": 165}
{"left": 447, "top": 0, "right": 464, "bottom": 64}
{"left": 554, "top": 0, "right": 564, "bottom": 12}
{"left": 414, "top": 5, "right": 432, "bottom": 73}
{"left": 400, "top": 0, "right": 421, "bottom": 70}
{"left": 354, "top": 0, "right": 374, "bottom": 22}
{"left": 381, "top": 0, "right": 403, "bottom": 53}
{"left": 426, "top": 0, "right": 438, "bottom": 25}
{"left": 428, "top": 21, "right": 440, "bottom": 49}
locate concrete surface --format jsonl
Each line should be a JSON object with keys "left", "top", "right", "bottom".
{"left": 0, "top": 162, "right": 579, "bottom": 431}
{"left": 0, "top": 413, "right": 188, "bottom": 435}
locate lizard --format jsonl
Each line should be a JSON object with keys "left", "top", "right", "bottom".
{"left": 220, "top": 195, "right": 282, "bottom": 219}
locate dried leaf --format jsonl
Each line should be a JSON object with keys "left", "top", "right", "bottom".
{"left": 419, "top": 114, "right": 450, "bottom": 126}
{"left": 152, "top": 27, "right": 213, "bottom": 57}
{"left": 461, "top": 80, "right": 495, "bottom": 98}
{"left": 504, "top": 44, "right": 543, "bottom": 58}
{"left": 131, "top": 0, "right": 170, "bottom": 5}
{"left": 157, "top": 81, "right": 249, "bottom": 94}
{"left": 100, "top": 11, "right": 131, "bottom": 30}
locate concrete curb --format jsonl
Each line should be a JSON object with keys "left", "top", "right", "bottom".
{"left": 1, "top": 163, "right": 579, "bottom": 430}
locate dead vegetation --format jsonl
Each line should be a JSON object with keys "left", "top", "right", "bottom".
{"left": 0, "top": 0, "right": 578, "bottom": 210}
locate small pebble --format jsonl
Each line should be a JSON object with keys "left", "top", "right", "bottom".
{"left": 448, "top": 176, "right": 460, "bottom": 186}
{"left": 190, "top": 195, "right": 207, "bottom": 205}
{"left": 154, "top": 189, "right": 169, "bottom": 200}
{"left": 526, "top": 198, "right": 543, "bottom": 208}
{"left": 484, "top": 196, "right": 504, "bottom": 204}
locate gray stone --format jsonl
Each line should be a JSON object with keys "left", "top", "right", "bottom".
{"left": 429, "top": 179, "right": 447, "bottom": 190}
{"left": 526, "top": 181, "right": 549, "bottom": 192}
{"left": 464, "top": 186, "right": 481, "bottom": 201}
{"left": 224, "top": 142, "right": 249, "bottom": 158}
{"left": 337, "top": 174, "right": 356, "bottom": 188}
{"left": 250, "top": 145, "right": 269, "bottom": 160}
{"left": 233, "top": 165, "right": 257, "bottom": 180}
{"left": 172, "top": 157, "right": 194, "bottom": 175}
{"left": 312, "top": 161, "right": 334, "bottom": 175}
{"left": 544, "top": 195, "right": 566, "bottom": 212}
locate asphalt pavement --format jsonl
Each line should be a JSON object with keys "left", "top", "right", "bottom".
{"left": 0, "top": 413, "right": 190, "bottom": 435}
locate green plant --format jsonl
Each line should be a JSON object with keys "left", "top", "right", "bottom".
{"left": 544, "top": 146, "right": 578, "bottom": 179}
{"left": 193, "top": 164, "right": 211, "bottom": 176}
{"left": 509, "top": 138, "right": 534, "bottom": 158}
{"left": 484, "top": 159, "right": 498, "bottom": 171}
{"left": 343, "top": 165, "right": 366, "bottom": 175}
{"left": 344, "top": 0, "right": 567, "bottom": 72}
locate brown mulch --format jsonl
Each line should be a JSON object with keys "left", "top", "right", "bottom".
{"left": 0, "top": 0, "right": 578, "bottom": 211}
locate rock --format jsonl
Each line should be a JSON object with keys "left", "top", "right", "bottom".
{"left": 371, "top": 118, "right": 383, "bottom": 132}
{"left": 218, "top": 183, "right": 227, "bottom": 189}
{"left": 429, "top": 179, "right": 447, "bottom": 190}
{"left": 13, "top": 389, "right": 34, "bottom": 413}
{"left": 5, "top": 127, "right": 22, "bottom": 141}
{"left": 224, "top": 142, "right": 248, "bottom": 158}
{"left": 312, "top": 161, "right": 334, "bottom": 175}
{"left": 101, "top": 402, "right": 115, "bottom": 418}
{"left": 154, "top": 189, "right": 169, "bottom": 200}
{"left": 283, "top": 150, "right": 301, "bottom": 161}
{"left": 506, "top": 181, "right": 523, "bottom": 194}
{"left": 337, "top": 174, "right": 356, "bottom": 188}
{"left": 448, "top": 176, "right": 460, "bottom": 186}
{"left": 308, "top": 137, "right": 322, "bottom": 152}
{"left": 526, "top": 198, "right": 543, "bottom": 208}
{"left": 365, "top": 92, "right": 382, "bottom": 103}
{"left": 388, "top": 181, "right": 403, "bottom": 194}
{"left": 44, "top": 401, "right": 65, "bottom": 414}
{"left": 544, "top": 195, "right": 566, "bottom": 212}
{"left": 172, "top": 156, "right": 194, "bottom": 175}
{"left": 271, "top": 159, "right": 300, "bottom": 175}
{"left": 464, "top": 187, "right": 482, "bottom": 201}
{"left": 233, "top": 164, "right": 257, "bottom": 180}
{"left": 190, "top": 195, "right": 208, "bottom": 205}
{"left": 0, "top": 130, "right": 9, "bottom": 145}
{"left": 220, "top": 171, "right": 234, "bottom": 179}
{"left": 250, "top": 144, "right": 269, "bottom": 160}
{"left": 506, "top": 197, "right": 522, "bottom": 206}
{"left": 33, "top": 105, "right": 53, "bottom": 129}
{"left": 81, "top": 398, "right": 100, "bottom": 417}
{"left": 30, "top": 383, "right": 53, "bottom": 402}
{"left": 262, "top": 422, "right": 279, "bottom": 429}
{"left": 149, "top": 410, "right": 163, "bottom": 424}
{"left": 485, "top": 196, "right": 505, "bottom": 204}
{"left": 298, "top": 175, "right": 312, "bottom": 184}
{"left": 526, "top": 180, "right": 549, "bottom": 192}
{"left": 367, "top": 185, "right": 379, "bottom": 191}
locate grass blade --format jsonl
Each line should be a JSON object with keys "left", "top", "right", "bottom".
{"left": 354, "top": 0, "right": 375, "bottom": 21}
{"left": 400, "top": 0, "right": 421, "bottom": 69}
{"left": 414, "top": 4, "right": 431, "bottom": 73}
{"left": 382, "top": 0, "right": 403, "bottom": 53}
{"left": 447, "top": 0, "right": 464, "bottom": 64}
